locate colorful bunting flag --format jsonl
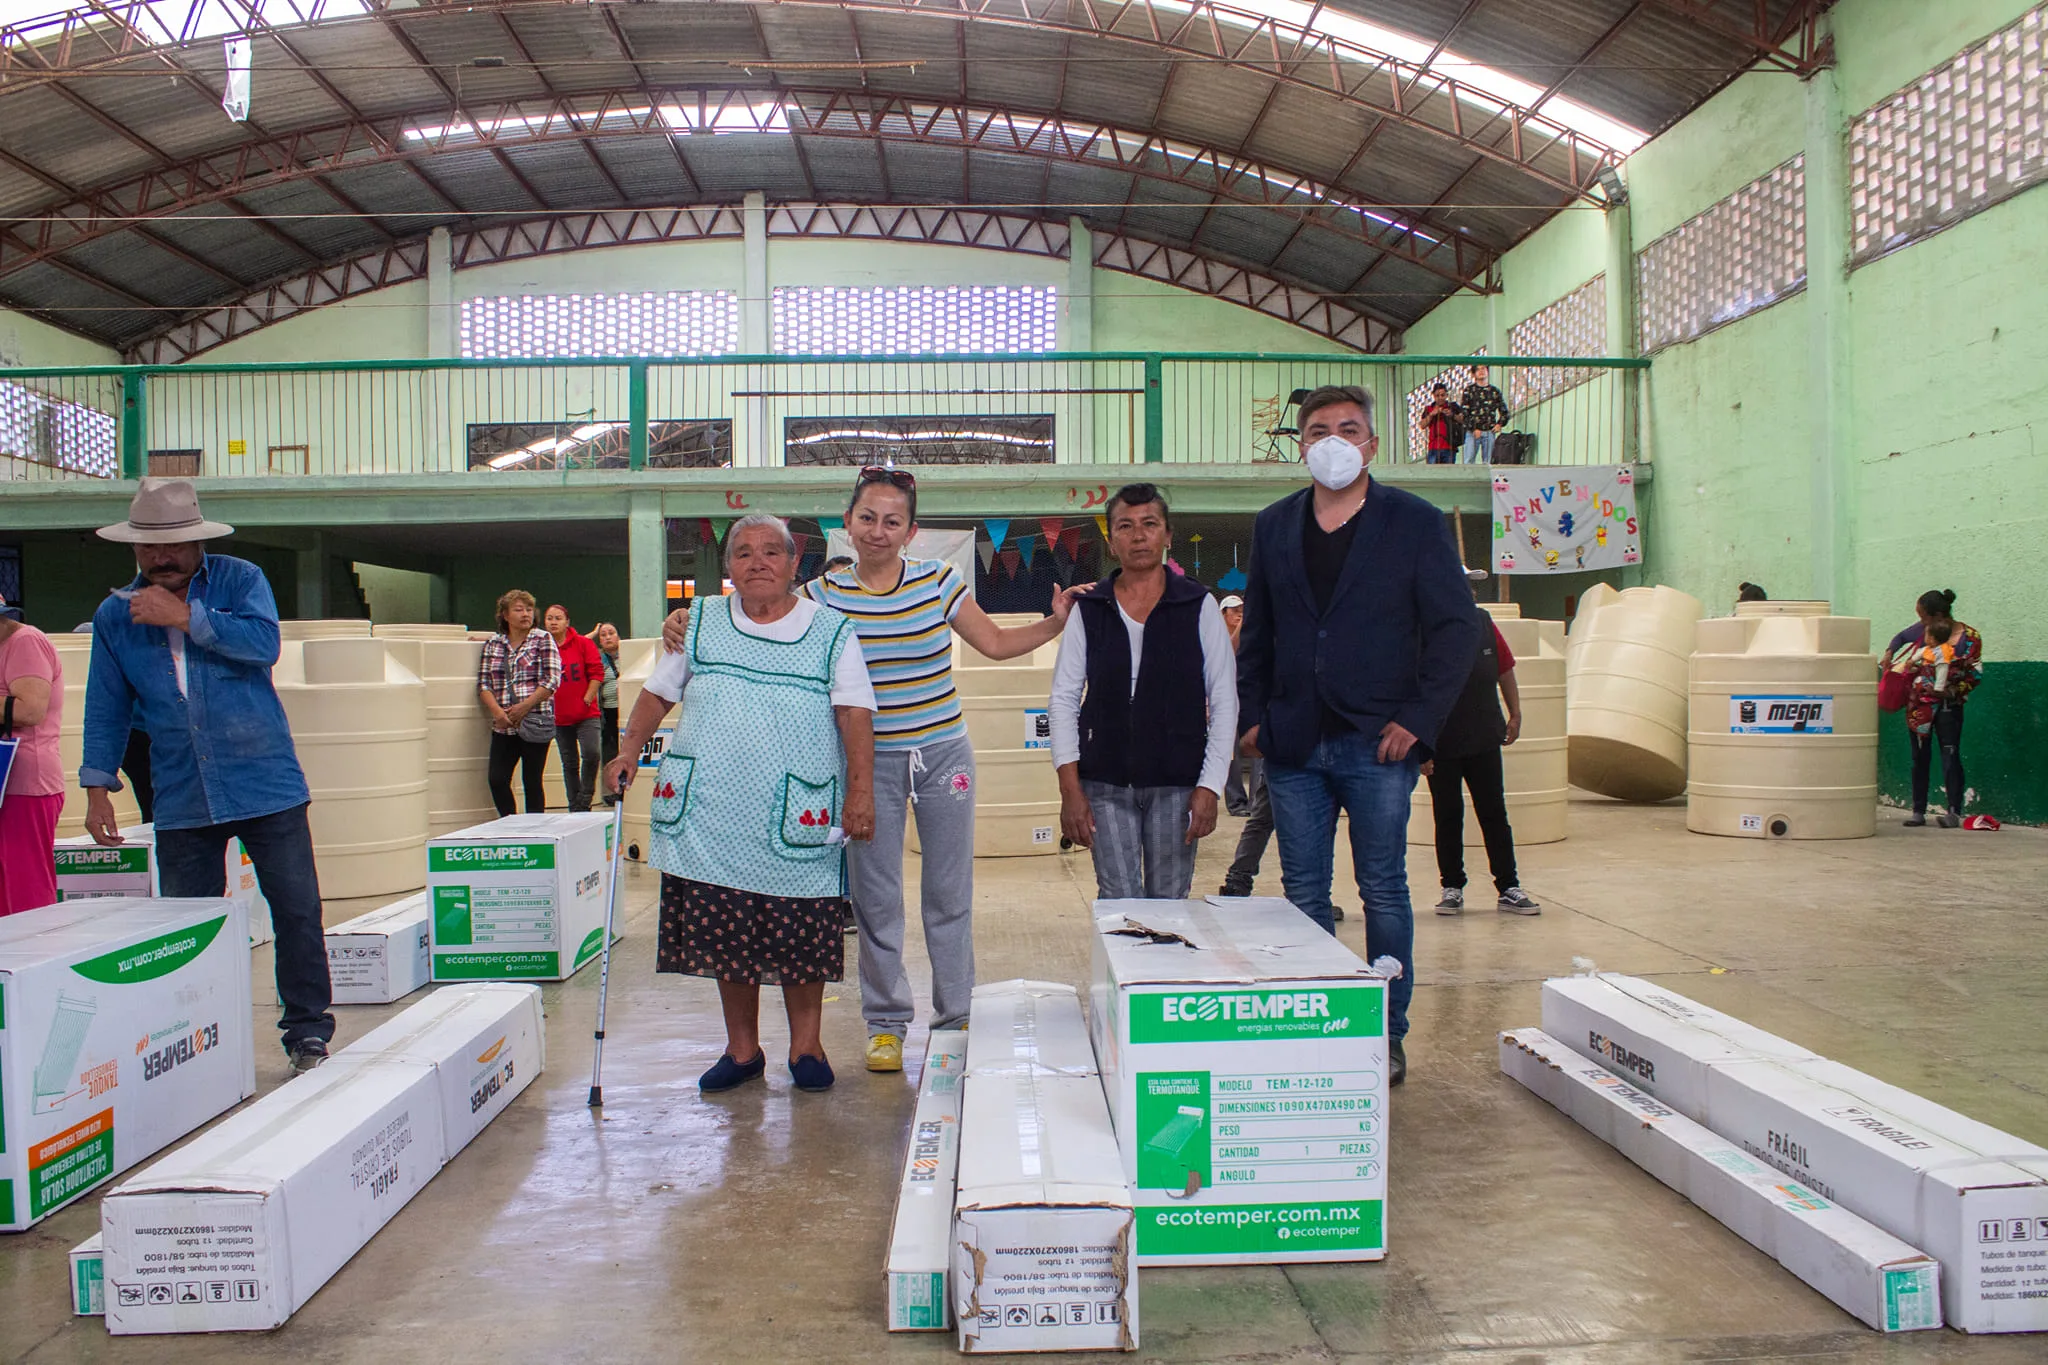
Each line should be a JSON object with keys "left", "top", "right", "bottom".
{"left": 1019, "top": 538, "right": 1037, "bottom": 569}
{"left": 985, "top": 518, "right": 1011, "bottom": 552}
{"left": 1040, "top": 516, "right": 1063, "bottom": 549}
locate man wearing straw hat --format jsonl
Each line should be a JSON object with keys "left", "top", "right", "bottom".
{"left": 79, "top": 478, "right": 335, "bottom": 1074}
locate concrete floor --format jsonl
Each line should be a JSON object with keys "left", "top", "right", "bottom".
{"left": 7, "top": 795, "right": 2048, "bottom": 1364}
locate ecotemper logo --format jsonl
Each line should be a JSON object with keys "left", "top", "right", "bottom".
{"left": 1131, "top": 987, "right": 1382, "bottom": 1043}
{"left": 429, "top": 844, "right": 554, "bottom": 871}
{"left": 1587, "top": 1031, "right": 1656, "bottom": 1083}
{"left": 142, "top": 1021, "right": 221, "bottom": 1082}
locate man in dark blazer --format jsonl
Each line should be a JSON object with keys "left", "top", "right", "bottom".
{"left": 1235, "top": 384, "right": 1480, "bottom": 1086}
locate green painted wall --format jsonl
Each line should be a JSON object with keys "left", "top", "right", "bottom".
{"left": 451, "top": 555, "right": 629, "bottom": 636}
{"left": 1403, "top": 0, "right": 2047, "bottom": 819}
{"left": 2, "top": 531, "right": 299, "bottom": 635}
{"left": 354, "top": 562, "right": 436, "bottom": 623}
{"left": 0, "top": 310, "right": 119, "bottom": 368}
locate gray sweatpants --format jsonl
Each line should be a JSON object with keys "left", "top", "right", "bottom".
{"left": 1082, "top": 780, "right": 1199, "bottom": 900}
{"left": 851, "top": 734, "right": 976, "bottom": 1035}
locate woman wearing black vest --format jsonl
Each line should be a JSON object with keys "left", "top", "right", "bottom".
{"left": 1425, "top": 574, "right": 1540, "bottom": 915}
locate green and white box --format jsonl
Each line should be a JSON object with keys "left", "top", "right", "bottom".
{"left": 72, "top": 1234, "right": 104, "bottom": 1315}
{"left": 886, "top": 1030, "right": 968, "bottom": 1331}
{"left": 0, "top": 897, "right": 256, "bottom": 1230}
{"left": 1090, "top": 897, "right": 1390, "bottom": 1266}
{"left": 1501, "top": 1029, "right": 1943, "bottom": 1333}
{"left": 327, "top": 895, "right": 433, "bottom": 1005}
{"left": 427, "top": 814, "right": 615, "bottom": 981}
{"left": 52, "top": 826, "right": 156, "bottom": 901}
{"left": 53, "top": 827, "right": 272, "bottom": 948}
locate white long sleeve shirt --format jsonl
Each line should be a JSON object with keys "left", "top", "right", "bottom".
{"left": 1048, "top": 590, "right": 1237, "bottom": 796}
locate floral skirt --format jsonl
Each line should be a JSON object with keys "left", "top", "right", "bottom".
{"left": 655, "top": 873, "right": 847, "bottom": 987}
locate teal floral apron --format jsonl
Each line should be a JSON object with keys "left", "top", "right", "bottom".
{"left": 646, "top": 597, "right": 855, "bottom": 901}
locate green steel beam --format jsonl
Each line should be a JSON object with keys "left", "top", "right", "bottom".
{"left": 627, "top": 359, "right": 649, "bottom": 472}
{"left": 119, "top": 371, "right": 145, "bottom": 479}
{"left": 1143, "top": 355, "right": 1163, "bottom": 464}
{"left": 0, "top": 462, "right": 1651, "bottom": 532}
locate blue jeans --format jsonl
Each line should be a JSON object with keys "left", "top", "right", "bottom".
{"left": 156, "top": 803, "right": 335, "bottom": 1051}
{"left": 1264, "top": 731, "right": 1419, "bottom": 1039}
{"left": 1461, "top": 429, "right": 1496, "bottom": 464}
{"left": 1425, "top": 448, "right": 1456, "bottom": 465}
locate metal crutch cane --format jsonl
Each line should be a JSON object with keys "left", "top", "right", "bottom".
{"left": 587, "top": 791, "right": 629, "bottom": 1108}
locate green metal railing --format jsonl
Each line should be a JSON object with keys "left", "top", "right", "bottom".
{"left": 0, "top": 352, "right": 1647, "bottom": 482}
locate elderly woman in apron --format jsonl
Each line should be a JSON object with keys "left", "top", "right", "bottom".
{"left": 607, "top": 515, "right": 877, "bottom": 1094}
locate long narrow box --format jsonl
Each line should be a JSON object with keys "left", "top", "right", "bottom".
{"left": 427, "top": 814, "right": 615, "bottom": 981}
{"left": 53, "top": 828, "right": 271, "bottom": 947}
{"left": 954, "top": 1070, "right": 1137, "bottom": 1353}
{"left": 1544, "top": 974, "right": 2048, "bottom": 1333}
{"left": 337, "top": 983, "right": 545, "bottom": 1161}
{"left": 1500, "top": 1028, "right": 1943, "bottom": 1333}
{"left": 886, "top": 1030, "right": 968, "bottom": 1331}
{"left": 326, "top": 895, "right": 433, "bottom": 1005}
{"left": 1090, "top": 897, "right": 1390, "bottom": 1266}
{"left": 0, "top": 897, "right": 255, "bottom": 1230}
{"left": 101, "top": 1054, "right": 445, "bottom": 1333}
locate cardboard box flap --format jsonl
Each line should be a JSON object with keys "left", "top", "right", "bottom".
{"left": 327, "top": 895, "right": 430, "bottom": 936}
{"left": 964, "top": 980, "right": 1096, "bottom": 1077}
{"left": 114, "top": 1056, "right": 440, "bottom": 1195}
{"left": 0, "top": 898, "right": 239, "bottom": 970}
{"left": 956, "top": 1073, "right": 1132, "bottom": 1212}
{"left": 1093, "top": 898, "right": 1374, "bottom": 985}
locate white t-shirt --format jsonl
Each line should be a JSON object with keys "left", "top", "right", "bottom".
{"left": 645, "top": 596, "right": 876, "bottom": 710}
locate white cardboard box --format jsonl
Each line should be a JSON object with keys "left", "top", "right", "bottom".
{"left": 1544, "top": 975, "right": 2048, "bottom": 1333}
{"left": 72, "top": 1234, "right": 103, "bottom": 1315}
{"left": 954, "top": 1071, "right": 1137, "bottom": 1353}
{"left": 427, "top": 814, "right": 615, "bottom": 981}
{"left": 102, "top": 1054, "right": 445, "bottom": 1333}
{"left": 886, "top": 1030, "right": 968, "bottom": 1331}
{"left": 1500, "top": 1028, "right": 1943, "bottom": 1333}
{"left": 1090, "top": 897, "right": 1389, "bottom": 1266}
{"left": 52, "top": 827, "right": 272, "bottom": 948}
{"left": 964, "top": 979, "right": 1099, "bottom": 1078}
{"left": 337, "top": 983, "right": 545, "bottom": 1162}
{"left": 0, "top": 898, "right": 255, "bottom": 1231}
{"left": 326, "top": 895, "right": 433, "bottom": 1005}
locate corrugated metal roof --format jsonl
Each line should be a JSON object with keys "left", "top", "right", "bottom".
{"left": 0, "top": 0, "right": 1831, "bottom": 351}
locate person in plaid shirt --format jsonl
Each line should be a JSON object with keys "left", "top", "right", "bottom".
{"left": 1459, "top": 366, "right": 1510, "bottom": 464}
{"left": 477, "top": 587, "right": 561, "bottom": 815}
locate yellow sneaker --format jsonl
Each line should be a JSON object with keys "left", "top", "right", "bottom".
{"left": 865, "top": 1033, "right": 904, "bottom": 1072}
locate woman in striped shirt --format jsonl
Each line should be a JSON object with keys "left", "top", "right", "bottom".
{"left": 665, "top": 467, "right": 1077, "bottom": 1074}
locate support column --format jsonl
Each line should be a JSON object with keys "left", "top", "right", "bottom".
{"left": 740, "top": 192, "right": 772, "bottom": 467}
{"left": 1603, "top": 197, "right": 1640, "bottom": 464}
{"left": 1804, "top": 48, "right": 1851, "bottom": 605}
{"left": 628, "top": 491, "right": 666, "bottom": 640}
{"left": 295, "top": 533, "right": 327, "bottom": 619}
{"left": 426, "top": 227, "right": 462, "bottom": 472}
{"left": 426, "top": 226, "right": 455, "bottom": 359}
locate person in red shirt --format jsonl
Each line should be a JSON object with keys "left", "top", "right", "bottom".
{"left": 1421, "top": 383, "right": 1461, "bottom": 465}
{"left": 545, "top": 604, "right": 605, "bottom": 812}
{"left": 1423, "top": 571, "right": 1540, "bottom": 914}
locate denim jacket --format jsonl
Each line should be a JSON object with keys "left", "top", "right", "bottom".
{"left": 80, "top": 553, "right": 309, "bottom": 830}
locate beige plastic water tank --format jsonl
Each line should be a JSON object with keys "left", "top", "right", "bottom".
{"left": 374, "top": 633, "right": 495, "bottom": 835}
{"left": 908, "top": 613, "right": 1060, "bottom": 857}
{"left": 50, "top": 633, "right": 142, "bottom": 837}
{"left": 370, "top": 623, "right": 471, "bottom": 641}
{"left": 1687, "top": 602, "right": 1878, "bottom": 839}
{"left": 1408, "top": 615, "right": 1568, "bottom": 848}
{"left": 1566, "top": 584, "right": 1704, "bottom": 802}
{"left": 279, "top": 619, "right": 372, "bottom": 641}
{"left": 273, "top": 638, "right": 429, "bottom": 907}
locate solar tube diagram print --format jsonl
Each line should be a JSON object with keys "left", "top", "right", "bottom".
{"left": 34, "top": 992, "right": 98, "bottom": 1113}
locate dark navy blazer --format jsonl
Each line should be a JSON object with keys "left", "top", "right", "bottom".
{"left": 1235, "top": 480, "right": 1481, "bottom": 766}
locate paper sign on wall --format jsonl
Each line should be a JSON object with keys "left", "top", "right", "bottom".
{"left": 1491, "top": 466, "right": 1641, "bottom": 574}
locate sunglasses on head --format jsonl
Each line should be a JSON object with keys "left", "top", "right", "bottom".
{"left": 857, "top": 465, "right": 916, "bottom": 489}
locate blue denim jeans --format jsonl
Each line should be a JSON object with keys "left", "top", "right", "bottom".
{"left": 155, "top": 803, "right": 335, "bottom": 1051}
{"left": 1264, "top": 731, "right": 1419, "bottom": 1039}
{"left": 1461, "top": 429, "right": 1496, "bottom": 465}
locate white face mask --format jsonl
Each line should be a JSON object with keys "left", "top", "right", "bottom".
{"left": 1304, "top": 435, "right": 1364, "bottom": 491}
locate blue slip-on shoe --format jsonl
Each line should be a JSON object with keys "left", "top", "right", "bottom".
{"left": 699, "top": 1052, "right": 767, "bottom": 1093}
{"left": 789, "top": 1054, "right": 836, "bottom": 1092}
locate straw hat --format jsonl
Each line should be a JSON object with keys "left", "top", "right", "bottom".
{"left": 96, "top": 477, "right": 234, "bottom": 543}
